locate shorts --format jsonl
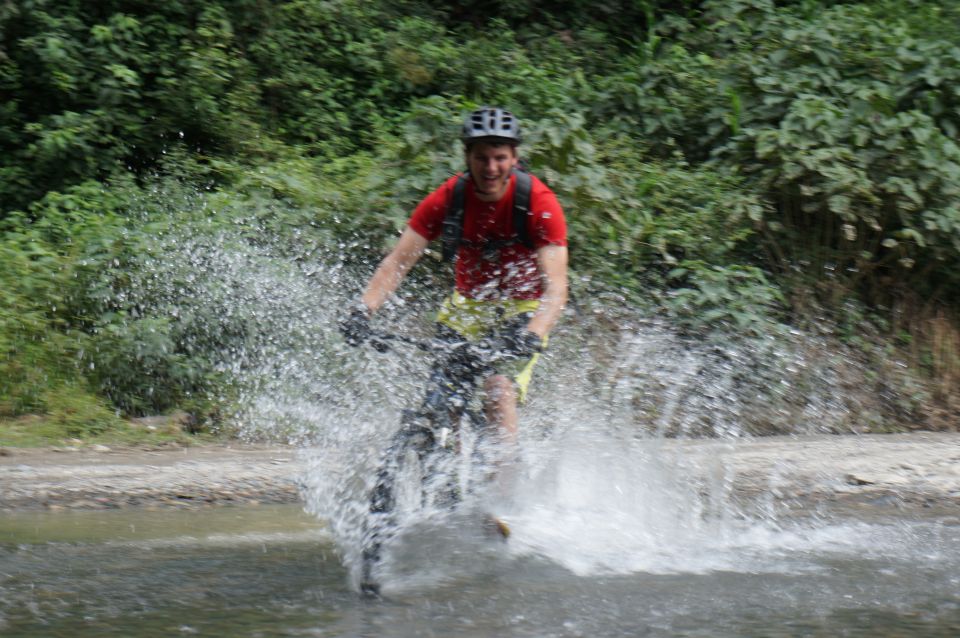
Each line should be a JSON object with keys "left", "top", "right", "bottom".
{"left": 435, "top": 291, "right": 547, "bottom": 403}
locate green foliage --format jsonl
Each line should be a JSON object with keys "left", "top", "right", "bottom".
{"left": 43, "top": 386, "right": 125, "bottom": 438}
{"left": 0, "top": 181, "right": 121, "bottom": 416}
{"left": 3, "top": 0, "right": 960, "bottom": 435}
{"left": 0, "top": 1, "right": 273, "bottom": 211}
{"left": 664, "top": 261, "right": 786, "bottom": 336}
{"left": 505, "top": 110, "right": 768, "bottom": 329}
{"left": 90, "top": 315, "right": 208, "bottom": 416}
{"left": 245, "top": 0, "right": 398, "bottom": 150}
{"left": 669, "top": 0, "right": 960, "bottom": 305}
{"left": 0, "top": 176, "right": 223, "bottom": 422}
{"left": 594, "top": 41, "right": 727, "bottom": 159}
{"left": 560, "top": 146, "right": 762, "bottom": 285}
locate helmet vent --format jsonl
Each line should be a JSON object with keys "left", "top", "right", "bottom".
{"left": 462, "top": 107, "right": 521, "bottom": 144}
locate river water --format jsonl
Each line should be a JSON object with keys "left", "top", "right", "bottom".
{"left": 13, "top": 222, "right": 952, "bottom": 635}
{"left": 2, "top": 503, "right": 959, "bottom": 637}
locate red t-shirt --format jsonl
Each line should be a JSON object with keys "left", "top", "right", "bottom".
{"left": 409, "top": 173, "right": 567, "bottom": 300}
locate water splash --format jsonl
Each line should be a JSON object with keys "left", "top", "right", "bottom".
{"left": 109, "top": 211, "right": 916, "bottom": 591}
{"left": 493, "top": 426, "right": 905, "bottom": 577}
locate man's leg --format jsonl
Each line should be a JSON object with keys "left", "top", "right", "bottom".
{"left": 484, "top": 374, "right": 518, "bottom": 443}
{"left": 483, "top": 325, "right": 543, "bottom": 443}
{"left": 435, "top": 294, "right": 543, "bottom": 440}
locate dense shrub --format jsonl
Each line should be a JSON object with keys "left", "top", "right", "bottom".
{"left": 2, "top": 0, "right": 959, "bottom": 432}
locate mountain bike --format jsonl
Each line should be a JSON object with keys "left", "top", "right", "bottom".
{"left": 358, "top": 329, "right": 513, "bottom": 597}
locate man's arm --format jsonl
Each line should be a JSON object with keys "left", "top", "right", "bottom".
{"left": 527, "top": 245, "right": 568, "bottom": 338}
{"left": 360, "top": 227, "right": 429, "bottom": 313}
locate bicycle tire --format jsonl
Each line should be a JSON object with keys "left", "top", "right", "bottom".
{"left": 360, "top": 399, "right": 494, "bottom": 595}
{"left": 360, "top": 419, "right": 449, "bottom": 596}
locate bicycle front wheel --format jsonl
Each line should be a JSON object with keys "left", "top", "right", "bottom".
{"left": 360, "top": 421, "right": 437, "bottom": 596}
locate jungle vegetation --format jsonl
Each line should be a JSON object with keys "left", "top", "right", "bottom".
{"left": 2, "top": 0, "right": 959, "bottom": 441}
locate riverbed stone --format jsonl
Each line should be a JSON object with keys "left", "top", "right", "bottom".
{"left": 1, "top": 435, "right": 958, "bottom": 513}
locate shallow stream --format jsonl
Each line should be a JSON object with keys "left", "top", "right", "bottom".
{"left": 2, "top": 503, "right": 959, "bottom": 637}
{"left": 11, "top": 221, "right": 955, "bottom": 636}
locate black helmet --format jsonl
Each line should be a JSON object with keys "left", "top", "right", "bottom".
{"left": 461, "top": 107, "right": 521, "bottom": 145}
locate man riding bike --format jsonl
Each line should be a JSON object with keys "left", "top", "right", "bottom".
{"left": 341, "top": 106, "right": 568, "bottom": 446}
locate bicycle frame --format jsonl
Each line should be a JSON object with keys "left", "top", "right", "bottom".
{"left": 371, "top": 331, "right": 503, "bottom": 434}
{"left": 359, "top": 330, "right": 505, "bottom": 596}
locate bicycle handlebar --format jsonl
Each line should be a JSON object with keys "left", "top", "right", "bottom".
{"left": 367, "top": 331, "right": 438, "bottom": 353}
{"left": 367, "top": 330, "right": 512, "bottom": 366}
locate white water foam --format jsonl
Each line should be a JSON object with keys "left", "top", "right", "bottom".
{"left": 494, "top": 426, "right": 920, "bottom": 577}
{"left": 113, "top": 220, "right": 926, "bottom": 589}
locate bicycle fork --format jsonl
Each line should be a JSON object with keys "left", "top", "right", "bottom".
{"left": 360, "top": 414, "right": 458, "bottom": 596}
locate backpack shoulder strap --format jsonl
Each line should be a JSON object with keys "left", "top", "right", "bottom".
{"left": 443, "top": 169, "right": 534, "bottom": 263}
{"left": 442, "top": 173, "right": 470, "bottom": 262}
{"left": 513, "top": 169, "right": 534, "bottom": 250}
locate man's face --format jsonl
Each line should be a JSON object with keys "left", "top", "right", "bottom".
{"left": 466, "top": 142, "right": 518, "bottom": 201}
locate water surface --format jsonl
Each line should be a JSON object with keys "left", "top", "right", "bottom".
{"left": 2, "top": 504, "right": 958, "bottom": 637}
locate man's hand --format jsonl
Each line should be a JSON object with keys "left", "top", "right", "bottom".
{"left": 339, "top": 305, "right": 371, "bottom": 347}
{"left": 501, "top": 326, "right": 543, "bottom": 360}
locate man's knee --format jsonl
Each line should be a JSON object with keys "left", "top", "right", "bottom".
{"left": 484, "top": 374, "right": 516, "bottom": 403}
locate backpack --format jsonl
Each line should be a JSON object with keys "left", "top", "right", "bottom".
{"left": 440, "top": 168, "right": 534, "bottom": 262}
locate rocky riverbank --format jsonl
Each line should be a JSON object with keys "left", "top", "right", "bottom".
{"left": 1, "top": 433, "right": 958, "bottom": 512}
{"left": 0, "top": 444, "right": 301, "bottom": 511}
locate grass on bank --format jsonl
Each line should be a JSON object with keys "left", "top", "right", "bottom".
{"left": 0, "top": 411, "right": 209, "bottom": 449}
